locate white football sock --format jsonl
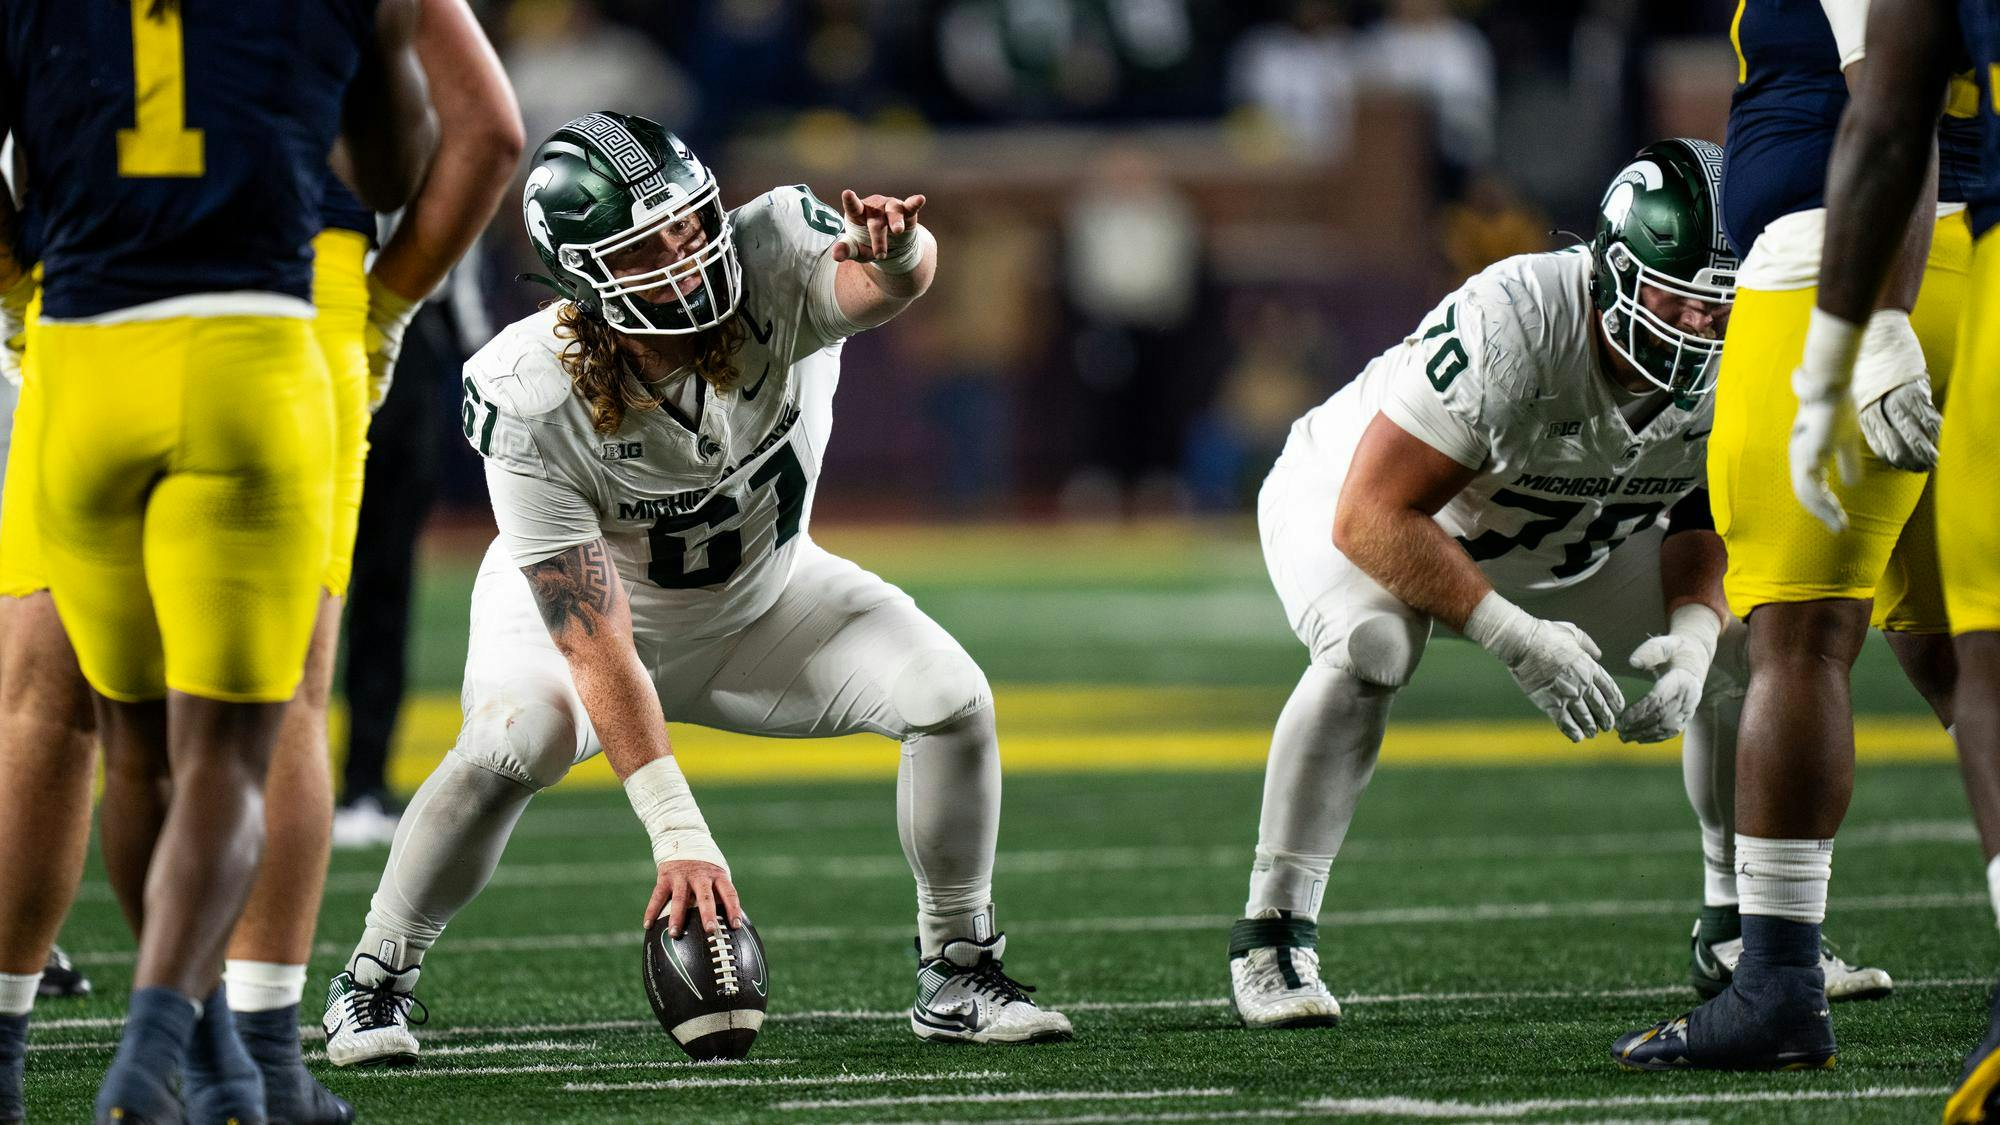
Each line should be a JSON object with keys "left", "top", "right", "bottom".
{"left": 352, "top": 753, "right": 538, "bottom": 985}
{"left": 0, "top": 972, "right": 39, "bottom": 1016}
{"left": 1985, "top": 853, "right": 2000, "bottom": 932}
{"left": 1681, "top": 688, "right": 1741, "bottom": 907}
{"left": 1245, "top": 665, "right": 1394, "bottom": 919}
{"left": 223, "top": 960, "right": 305, "bottom": 1012}
{"left": 1735, "top": 834, "right": 1832, "bottom": 924}
{"left": 897, "top": 707, "right": 1000, "bottom": 958}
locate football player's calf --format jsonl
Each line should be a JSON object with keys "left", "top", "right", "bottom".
{"left": 895, "top": 696, "right": 1071, "bottom": 1045}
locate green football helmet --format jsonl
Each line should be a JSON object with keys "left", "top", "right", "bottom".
{"left": 520, "top": 111, "right": 741, "bottom": 335}
{"left": 1589, "top": 138, "right": 1737, "bottom": 396}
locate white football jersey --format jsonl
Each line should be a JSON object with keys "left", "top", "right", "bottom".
{"left": 1280, "top": 247, "right": 1713, "bottom": 593}
{"left": 464, "top": 184, "right": 862, "bottom": 637}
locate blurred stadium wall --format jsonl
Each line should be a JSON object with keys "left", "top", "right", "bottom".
{"left": 430, "top": 0, "right": 1741, "bottom": 522}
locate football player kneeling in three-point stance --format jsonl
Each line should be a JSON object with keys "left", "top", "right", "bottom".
{"left": 1227, "top": 139, "right": 1877, "bottom": 1028}
{"left": 321, "top": 112, "right": 1071, "bottom": 1065}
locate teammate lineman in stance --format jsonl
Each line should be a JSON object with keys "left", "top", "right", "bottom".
{"left": 322, "top": 112, "right": 1072, "bottom": 1066}
{"left": 0, "top": 0, "right": 433, "bottom": 1118}
{"left": 1230, "top": 140, "right": 1756, "bottom": 1026}
{"left": 1614, "top": 0, "right": 1986, "bottom": 1074}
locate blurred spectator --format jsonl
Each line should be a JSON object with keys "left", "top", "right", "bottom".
{"left": 1441, "top": 170, "right": 1551, "bottom": 279}
{"left": 1228, "top": 0, "right": 1359, "bottom": 158}
{"left": 1184, "top": 293, "right": 1335, "bottom": 509}
{"left": 1059, "top": 144, "right": 1212, "bottom": 515}
{"left": 1362, "top": 0, "right": 1496, "bottom": 196}
{"left": 934, "top": 0, "right": 1219, "bottom": 122}
{"left": 502, "top": 0, "right": 697, "bottom": 147}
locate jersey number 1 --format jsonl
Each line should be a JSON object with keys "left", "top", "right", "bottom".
{"left": 118, "top": 0, "right": 205, "bottom": 178}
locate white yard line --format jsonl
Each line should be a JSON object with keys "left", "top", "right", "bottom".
{"left": 560, "top": 1068, "right": 1006, "bottom": 1093}
{"left": 1304, "top": 1086, "right": 1954, "bottom": 1118}
{"left": 64, "top": 886, "right": 1990, "bottom": 967}
{"left": 775, "top": 1087, "right": 1234, "bottom": 1111}
{"left": 300, "top": 1039, "right": 596, "bottom": 1061}
{"left": 253, "top": 818, "right": 1978, "bottom": 897}
{"left": 30, "top": 975, "right": 1996, "bottom": 1049}
{"left": 341, "top": 1056, "right": 811, "bottom": 1079}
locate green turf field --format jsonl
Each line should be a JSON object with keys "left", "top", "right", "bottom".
{"left": 24, "top": 521, "right": 1991, "bottom": 1122}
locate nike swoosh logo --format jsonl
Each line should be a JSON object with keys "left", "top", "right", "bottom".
{"left": 746, "top": 317, "right": 774, "bottom": 345}
{"left": 741, "top": 363, "right": 773, "bottom": 401}
{"left": 1682, "top": 429, "right": 1712, "bottom": 442}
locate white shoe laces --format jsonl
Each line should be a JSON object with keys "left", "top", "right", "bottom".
{"left": 1242, "top": 946, "right": 1330, "bottom": 999}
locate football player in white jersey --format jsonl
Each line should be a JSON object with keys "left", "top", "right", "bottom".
{"left": 321, "top": 112, "right": 1072, "bottom": 1065}
{"left": 1228, "top": 139, "right": 1881, "bottom": 1028}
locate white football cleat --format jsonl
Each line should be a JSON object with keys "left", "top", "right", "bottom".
{"left": 1694, "top": 924, "right": 1894, "bottom": 1003}
{"left": 910, "top": 934, "right": 1073, "bottom": 1044}
{"left": 1229, "top": 910, "right": 1341, "bottom": 1029}
{"left": 331, "top": 795, "right": 401, "bottom": 849}
{"left": 322, "top": 955, "right": 426, "bottom": 1067}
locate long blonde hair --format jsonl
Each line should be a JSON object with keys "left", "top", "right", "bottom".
{"left": 553, "top": 302, "right": 748, "bottom": 435}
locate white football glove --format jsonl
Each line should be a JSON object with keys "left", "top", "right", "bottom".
{"left": 0, "top": 271, "right": 33, "bottom": 388}
{"left": 363, "top": 273, "right": 422, "bottom": 414}
{"left": 1463, "top": 592, "right": 1624, "bottom": 743}
{"left": 1789, "top": 307, "right": 1867, "bottom": 533}
{"left": 1617, "top": 604, "right": 1724, "bottom": 744}
{"left": 1851, "top": 309, "right": 1939, "bottom": 472}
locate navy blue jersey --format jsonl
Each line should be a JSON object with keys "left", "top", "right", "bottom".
{"left": 1724, "top": 0, "right": 1990, "bottom": 253}
{"left": 0, "top": 0, "right": 378, "bottom": 318}
{"left": 320, "top": 170, "right": 375, "bottom": 241}
{"left": 1962, "top": 0, "right": 2000, "bottom": 235}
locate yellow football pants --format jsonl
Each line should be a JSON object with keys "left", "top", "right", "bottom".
{"left": 1711, "top": 210, "right": 1971, "bottom": 629}
{"left": 1939, "top": 224, "right": 2000, "bottom": 634}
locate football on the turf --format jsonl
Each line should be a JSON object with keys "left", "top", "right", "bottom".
{"left": 642, "top": 913, "right": 769, "bottom": 1060}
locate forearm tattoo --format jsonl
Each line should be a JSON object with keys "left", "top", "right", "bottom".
{"left": 523, "top": 540, "right": 615, "bottom": 639}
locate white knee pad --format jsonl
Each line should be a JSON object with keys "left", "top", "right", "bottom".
{"left": 452, "top": 689, "right": 583, "bottom": 791}
{"left": 1336, "top": 612, "right": 1430, "bottom": 688}
{"left": 891, "top": 647, "right": 992, "bottom": 734}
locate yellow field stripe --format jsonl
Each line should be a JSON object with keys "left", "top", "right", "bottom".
{"left": 335, "top": 689, "right": 1958, "bottom": 792}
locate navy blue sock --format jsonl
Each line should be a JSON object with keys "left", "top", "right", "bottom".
{"left": 0, "top": 1012, "right": 26, "bottom": 1122}
{"left": 1741, "top": 914, "right": 1820, "bottom": 971}
{"left": 184, "top": 985, "right": 264, "bottom": 1121}
{"left": 236, "top": 1004, "right": 352, "bottom": 1124}
{"left": 97, "top": 987, "right": 197, "bottom": 1122}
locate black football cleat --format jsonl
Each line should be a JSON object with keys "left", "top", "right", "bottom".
{"left": 39, "top": 945, "right": 91, "bottom": 999}
{"left": 1946, "top": 981, "right": 2000, "bottom": 1124}
{"left": 1614, "top": 965, "right": 1835, "bottom": 1072}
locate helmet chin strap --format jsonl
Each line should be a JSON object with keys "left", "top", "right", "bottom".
{"left": 517, "top": 272, "right": 578, "bottom": 302}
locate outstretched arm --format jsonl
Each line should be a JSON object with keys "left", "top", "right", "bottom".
{"left": 829, "top": 190, "right": 936, "bottom": 328}
{"left": 520, "top": 540, "right": 742, "bottom": 935}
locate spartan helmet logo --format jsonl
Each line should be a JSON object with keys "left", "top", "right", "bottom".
{"left": 1600, "top": 160, "right": 1665, "bottom": 228}
{"left": 523, "top": 165, "right": 557, "bottom": 254}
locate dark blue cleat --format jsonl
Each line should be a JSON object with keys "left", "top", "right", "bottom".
{"left": 183, "top": 988, "right": 266, "bottom": 1125}
{"left": 1614, "top": 963, "right": 1835, "bottom": 1072}
{"left": 1, "top": 1012, "right": 26, "bottom": 1124}
{"left": 235, "top": 1006, "right": 352, "bottom": 1125}
{"left": 1945, "top": 980, "right": 2000, "bottom": 1124}
{"left": 96, "top": 987, "right": 198, "bottom": 1124}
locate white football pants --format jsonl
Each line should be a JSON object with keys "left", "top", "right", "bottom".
{"left": 352, "top": 539, "right": 1001, "bottom": 979}
{"left": 1246, "top": 462, "right": 1747, "bottom": 920}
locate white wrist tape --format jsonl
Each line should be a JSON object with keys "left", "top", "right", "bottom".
{"left": 840, "top": 221, "right": 929, "bottom": 275}
{"left": 624, "top": 757, "right": 728, "bottom": 872}
{"left": 1664, "top": 603, "right": 1723, "bottom": 672}
{"left": 1461, "top": 591, "right": 1533, "bottom": 664}
{"left": 1794, "top": 306, "right": 1864, "bottom": 402}
{"left": 1849, "top": 307, "right": 1928, "bottom": 409}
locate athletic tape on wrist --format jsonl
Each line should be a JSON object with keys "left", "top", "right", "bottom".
{"left": 1666, "top": 603, "right": 1722, "bottom": 668}
{"left": 624, "top": 756, "right": 729, "bottom": 872}
{"left": 1461, "top": 591, "right": 1532, "bottom": 663}
{"left": 839, "top": 222, "right": 929, "bottom": 275}
{"left": 1795, "top": 306, "right": 1864, "bottom": 401}
{"left": 1850, "top": 308, "right": 1928, "bottom": 408}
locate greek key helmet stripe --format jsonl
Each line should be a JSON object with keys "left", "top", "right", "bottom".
{"left": 566, "top": 112, "right": 691, "bottom": 210}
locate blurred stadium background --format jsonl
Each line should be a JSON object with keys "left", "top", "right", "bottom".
{"left": 32, "top": 3, "right": 1992, "bottom": 1120}
{"left": 363, "top": 0, "right": 1947, "bottom": 779}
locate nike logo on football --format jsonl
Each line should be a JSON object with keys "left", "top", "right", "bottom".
{"left": 741, "top": 363, "right": 773, "bottom": 401}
